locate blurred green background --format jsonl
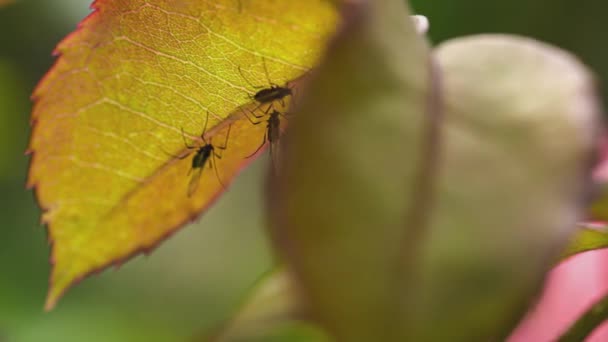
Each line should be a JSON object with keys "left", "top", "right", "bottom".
{"left": 0, "top": 1, "right": 606, "bottom": 341}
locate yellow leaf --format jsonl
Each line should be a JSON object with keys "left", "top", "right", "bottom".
{"left": 27, "top": 0, "right": 337, "bottom": 309}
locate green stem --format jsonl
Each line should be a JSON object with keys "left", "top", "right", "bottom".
{"left": 558, "top": 292, "right": 608, "bottom": 342}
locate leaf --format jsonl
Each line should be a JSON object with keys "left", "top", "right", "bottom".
{"left": 562, "top": 225, "right": 608, "bottom": 260}
{"left": 27, "top": 0, "right": 338, "bottom": 309}
{"left": 408, "top": 35, "right": 600, "bottom": 340}
{"left": 217, "top": 321, "right": 330, "bottom": 342}
{"left": 209, "top": 270, "right": 329, "bottom": 342}
{"left": 588, "top": 184, "right": 608, "bottom": 221}
{"left": 267, "top": 0, "right": 436, "bottom": 340}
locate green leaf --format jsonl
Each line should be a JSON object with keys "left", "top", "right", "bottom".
{"left": 588, "top": 183, "right": 608, "bottom": 221}
{"left": 210, "top": 270, "right": 329, "bottom": 342}
{"left": 217, "top": 322, "right": 329, "bottom": 342}
{"left": 562, "top": 225, "right": 608, "bottom": 260}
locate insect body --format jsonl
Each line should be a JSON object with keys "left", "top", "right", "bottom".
{"left": 238, "top": 60, "right": 294, "bottom": 114}
{"left": 266, "top": 110, "right": 282, "bottom": 145}
{"left": 252, "top": 85, "right": 292, "bottom": 107}
{"left": 175, "top": 112, "right": 231, "bottom": 196}
{"left": 187, "top": 143, "right": 216, "bottom": 197}
{"left": 191, "top": 145, "right": 213, "bottom": 170}
{"left": 246, "top": 110, "right": 286, "bottom": 168}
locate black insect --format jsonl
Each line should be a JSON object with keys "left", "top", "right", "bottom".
{"left": 238, "top": 59, "right": 293, "bottom": 114}
{"left": 245, "top": 109, "right": 289, "bottom": 167}
{"left": 176, "top": 112, "right": 231, "bottom": 196}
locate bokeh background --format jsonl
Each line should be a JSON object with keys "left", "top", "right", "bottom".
{"left": 0, "top": 1, "right": 606, "bottom": 341}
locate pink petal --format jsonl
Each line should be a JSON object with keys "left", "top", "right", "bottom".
{"left": 509, "top": 249, "right": 608, "bottom": 342}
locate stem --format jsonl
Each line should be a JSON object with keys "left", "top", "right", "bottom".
{"left": 558, "top": 292, "right": 608, "bottom": 342}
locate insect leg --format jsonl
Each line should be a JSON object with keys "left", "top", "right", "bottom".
{"left": 277, "top": 110, "right": 294, "bottom": 119}
{"left": 180, "top": 127, "right": 197, "bottom": 149}
{"left": 241, "top": 108, "right": 265, "bottom": 125}
{"left": 215, "top": 124, "right": 232, "bottom": 153}
{"left": 245, "top": 130, "right": 268, "bottom": 158}
{"left": 211, "top": 155, "right": 226, "bottom": 189}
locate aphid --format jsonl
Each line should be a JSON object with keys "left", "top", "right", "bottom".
{"left": 176, "top": 112, "right": 231, "bottom": 196}
{"left": 237, "top": 59, "right": 293, "bottom": 114}
{"left": 245, "top": 109, "right": 288, "bottom": 168}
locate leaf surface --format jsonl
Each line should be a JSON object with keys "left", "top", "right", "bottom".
{"left": 28, "top": 0, "right": 337, "bottom": 309}
{"left": 210, "top": 270, "right": 329, "bottom": 342}
{"left": 562, "top": 225, "right": 608, "bottom": 260}
{"left": 588, "top": 184, "right": 608, "bottom": 221}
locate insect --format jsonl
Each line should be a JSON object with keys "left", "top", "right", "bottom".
{"left": 175, "top": 112, "right": 231, "bottom": 196}
{"left": 237, "top": 59, "right": 294, "bottom": 114}
{"left": 245, "top": 109, "right": 289, "bottom": 168}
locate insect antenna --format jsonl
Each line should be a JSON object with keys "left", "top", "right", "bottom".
{"left": 158, "top": 126, "right": 198, "bottom": 161}
{"left": 238, "top": 65, "right": 260, "bottom": 91}
{"left": 200, "top": 110, "right": 213, "bottom": 144}
{"left": 262, "top": 58, "right": 278, "bottom": 87}
{"left": 180, "top": 127, "right": 197, "bottom": 149}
